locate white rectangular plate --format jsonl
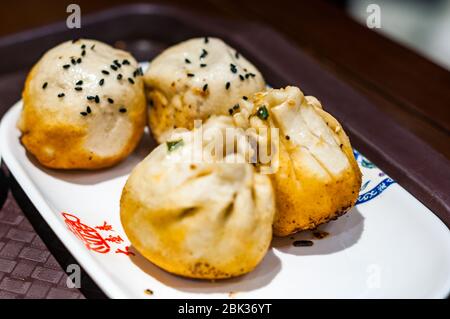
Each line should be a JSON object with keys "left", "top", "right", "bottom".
{"left": 1, "top": 100, "right": 449, "bottom": 299}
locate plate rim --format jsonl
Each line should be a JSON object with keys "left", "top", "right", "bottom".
{"left": 0, "top": 101, "right": 126, "bottom": 299}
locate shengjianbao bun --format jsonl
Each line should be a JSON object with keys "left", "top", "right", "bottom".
{"left": 144, "top": 37, "right": 265, "bottom": 143}
{"left": 18, "top": 39, "right": 146, "bottom": 169}
{"left": 233, "top": 86, "right": 362, "bottom": 236}
{"left": 120, "top": 117, "right": 275, "bottom": 279}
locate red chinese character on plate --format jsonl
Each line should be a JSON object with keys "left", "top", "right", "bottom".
{"left": 62, "top": 212, "right": 110, "bottom": 254}
{"left": 95, "top": 221, "right": 113, "bottom": 232}
{"left": 115, "top": 246, "right": 135, "bottom": 256}
{"left": 105, "top": 235, "right": 124, "bottom": 244}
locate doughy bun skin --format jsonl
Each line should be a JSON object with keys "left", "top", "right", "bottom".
{"left": 144, "top": 37, "right": 265, "bottom": 143}
{"left": 18, "top": 39, "right": 146, "bottom": 169}
{"left": 120, "top": 119, "right": 275, "bottom": 279}
{"left": 233, "top": 87, "right": 362, "bottom": 236}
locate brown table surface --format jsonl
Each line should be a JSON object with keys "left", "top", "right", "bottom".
{"left": 0, "top": 0, "right": 449, "bottom": 299}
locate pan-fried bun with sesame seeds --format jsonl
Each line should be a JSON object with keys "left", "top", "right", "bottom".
{"left": 233, "top": 86, "right": 362, "bottom": 236}
{"left": 144, "top": 37, "right": 265, "bottom": 143}
{"left": 18, "top": 39, "right": 146, "bottom": 169}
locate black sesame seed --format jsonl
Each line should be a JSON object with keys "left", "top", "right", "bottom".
{"left": 80, "top": 112, "right": 88, "bottom": 116}
{"left": 200, "top": 63, "right": 207, "bottom": 68}
{"left": 185, "top": 58, "right": 191, "bottom": 64}
{"left": 117, "top": 74, "right": 123, "bottom": 80}
{"left": 187, "top": 73, "right": 195, "bottom": 77}
{"left": 202, "top": 84, "right": 208, "bottom": 92}
{"left": 113, "top": 60, "right": 121, "bottom": 67}
{"left": 239, "top": 74, "right": 244, "bottom": 81}
{"left": 95, "top": 95, "right": 100, "bottom": 103}
{"left": 119, "top": 107, "right": 127, "bottom": 113}
{"left": 110, "top": 65, "right": 118, "bottom": 71}
{"left": 235, "top": 51, "right": 240, "bottom": 59}
{"left": 249, "top": 73, "right": 256, "bottom": 78}
{"left": 71, "top": 58, "right": 76, "bottom": 65}
{"left": 286, "top": 135, "right": 290, "bottom": 140}
{"left": 245, "top": 73, "right": 250, "bottom": 79}
{"left": 204, "top": 37, "right": 209, "bottom": 44}
{"left": 242, "top": 96, "right": 248, "bottom": 100}
{"left": 107, "top": 98, "right": 114, "bottom": 104}
{"left": 76, "top": 80, "right": 83, "bottom": 86}
{"left": 122, "top": 59, "right": 130, "bottom": 65}
{"left": 149, "top": 99, "right": 154, "bottom": 107}
{"left": 230, "top": 64, "right": 237, "bottom": 73}
{"left": 63, "top": 64, "right": 70, "bottom": 69}
{"left": 128, "top": 78, "right": 135, "bottom": 84}
{"left": 86, "top": 106, "right": 91, "bottom": 114}
{"left": 228, "top": 108, "right": 234, "bottom": 115}
{"left": 138, "top": 67, "right": 143, "bottom": 76}
{"left": 200, "top": 49, "right": 208, "bottom": 59}
{"left": 75, "top": 87, "right": 82, "bottom": 91}
{"left": 81, "top": 50, "right": 86, "bottom": 56}
{"left": 87, "top": 96, "right": 95, "bottom": 100}
{"left": 225, "top": 82, "right": 230, "bottom": 90}
{"left": 99, "top": 79, "right": 104, "bottom": 86}
{"left": 42, "top": 82, "right": 48, "bottom": 89}
{"left": 58, "top": 93, "right": 65, "bottom": 98}
{"left": 77, "top": 58, "right": 82, "bottom": 64}
{"left": 293, "top": 240, "right": 314, "bottom": 247}
{"left": 102, "top": 70, "right": 110, "bottom": 75}
{"left": 91, "top": 44, "right": 96, "bottom": 50}
{"left": 81, "top": 44, "right": 86, "bottom": 49}
{"left": 233, "top": 104, "right": 240, "bottom": 110}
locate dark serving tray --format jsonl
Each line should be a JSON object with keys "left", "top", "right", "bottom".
{"left": 0, "top": 3, "right": 449, "bottom": 298}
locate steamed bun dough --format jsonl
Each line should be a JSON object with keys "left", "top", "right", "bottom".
{"left": 18, "top": 39, "right": 146, "bottom": 169}
{"left": 120, "top": 117, "right": 275, "bottom": 279}
{"left": 233, "top": 86, "right": 362, "bottom": 236}
{"left": 144, "top": 37, "right": 266, "bottom": 143}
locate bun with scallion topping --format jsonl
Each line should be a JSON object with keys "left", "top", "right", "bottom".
{"left": 120, "top": 116, "right": 275, "bottom": 279}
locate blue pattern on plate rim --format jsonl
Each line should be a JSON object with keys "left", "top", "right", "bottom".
{"left": 353, "top": 150, "right": 396, "bottom": 204}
